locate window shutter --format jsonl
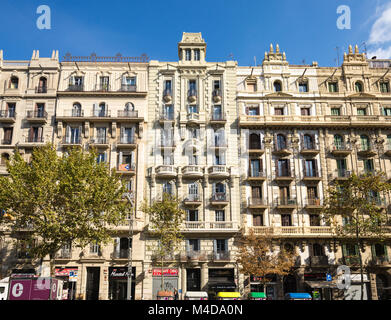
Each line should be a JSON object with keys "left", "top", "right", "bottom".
{"left": 119, "top": 151, "right": 123, "bottom": 165}
{"left": 224, "top": 239, "right": 228, "bottom": 252}
{"left": 212, "top": 183, "right": 216, "bottom": 195}
{"left": 371, "top": 244, "right": 376, "bottom": 260}
{"left": 93, "top": 103, "right": 97, "bottom": 116}
{"left": 131, "top": 127, "right": 136, "bottom": 141}
{"left": 342, "top": 244, "right": 347, "bottom": 257}
{"left": 37, "top": 127, "right": 43, "bottom": 141}
{"left": 302, "top": 159, "right": 306, "bottom": 176}
{"left": 115, "top": 237, "right": 120, "bottom": 254}
{"left": 131, "top": 151, "right": 135, "bottom": 167}
{"left": 66, "top": 126, "right": 71, "bottom": 143}
{"left": 185, "top": 239, "right": 190, "bottom": 253}
{"left": 384, "top": 245, "right": 389, "bottom": 260}
{"left": 354, "top": 244, "right": 359, "bottom": 256}
{"left": 78, "top": 125, "right": 82, "bottom": 140}
{"left": 314, "top": 160, "right": 318, "bottom": 176}
{"left": 213, "top": 240, "right": 217, "bottom": 253}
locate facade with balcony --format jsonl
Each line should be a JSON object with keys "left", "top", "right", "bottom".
{"left": 144, "top": 33, "right": 240, "bottom": 300}
{"left": 237, "top": 44, "right": 391, "bottom": 300}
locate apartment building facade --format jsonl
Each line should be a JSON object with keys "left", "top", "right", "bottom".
{"left": 238, "top": 44, "right": 391, "bottom": 300}
{"left": 143, "top": 33, "right": 242, "bottom": 300}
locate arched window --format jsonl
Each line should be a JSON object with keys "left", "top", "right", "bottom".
{"left": 274, "top": 81, "right": 282, "bottom": 92}
{"left": 303, "top": 134, "right": 314, "bottom": 150}
{"left": 312, "top": 243, "right": 324, "bottom": 256}
{"left": 249, "top": 133, "right": 261, "bottom": 150}
{"left": 72, "top": 103, "right": 82, "bottom": 117}
{"left": 214, "top": 182, "right": 226, "bottom": 194}
{"left": 276, "top": 134, "right": 287, "bottom": 150}
{"left": 38, "top": 77, "right": 47, "bottom": 93}
{"left": 125, "top": 102, "right": 135, "bottom": 111}
{"left": 95, "top": 102, "right": 106, "bottom": 117}
{"left": 334, "top": 134, "right": 344, "bottom": 150}
{"left": 9, "top": 76, "right": 18, "bottom": 89}
{"left": 360, "top": 134, "right": 370, "bottom": 151}
{"left": 355, "top": 81, "right": 363, "bottom": 93}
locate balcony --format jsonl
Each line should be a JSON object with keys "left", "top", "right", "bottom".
{"left": 343, "top": 256, "right": 360, "bottom": 266}
{"left": 57, "top": 110, "right": 85, "bottom": 120}
{"left": 369, "top": 256, "right": 390, "bottom": 266}
{"left": 183, "top": 194, "right": 202, "bottom": 207}
{"left": 300, "top": 142, "right": 320, "bottom": 156}
{"left": 120, "top": 84, "right": 137, "bottom": 92}
{"left": 305, "top": 198, "right": 323, "bottom": 210}
{"left": 248, "top": 197, "right": 268, "bottom": 210}
{"left": 209, "top": 139, "right": 228, "bottom": 150}
{"left": 68, "top": 84, "right": 84, "bottom": 92}
{"left": 188, "top": 89, "right": 197, "bottom": 103}
{"left": 210, "top": 193, "right": 229, "bottom": 206}
{"left": 309, "top": 256, "right": 329, "bottom": 266}
{"left": 26, "top": 110, "right": 48, "bottom": 122}
{"left": 0, "top": 110, "right": 16, "bottom": 122}
{"left": 208, "top": 165, "right": 230, "bottom": 178}
{"left": 357, "top": 145, "right": 377, "bottom": 157}
{"left": 95, "top": 84, "right": 111, "bottom": 92}
{"left": 163, "top": 88, "right": 172, "bottom": 103}
{"left": 117, "top": 110, "right": 140, "bottom": 120}
{"left": 111, "top": 249, "right": 129, "bottom": 259}
{"left": 180, "top": 250, "right": 208, "bottom": 262}
{"left": 159, "top": 111, "right": 175, "bottom": 123}
{"left": 212, "top": 251, "right": 231, "bottom": 261}
{"left": 274, "top": 170, "right": 294, "bottom": 183}
{"left": 117, "top": 163, "right": 136, "bottom": 175}
{"left": 89, "top": 137, "right": 109, "bottom": 148}
{"left": 2, "top": 139, "right": 12, "bottom": 145}
{"left": 329, "top": 169, "right": 351, "bottom": 181}
{"left": 116, "top": 137, "right": 136, "bottom": 149}
{"left": 187, "top": 112, "right": 200, "bottom": 124}
{"left": 35, "top": 86, "right": 47, "bottom": 94}
{"left": 212, "top": 89, "right": 222, "bottom": 103}
{"left": 182, "top": 221, "right": 238, "bottom": 233}
{"left": 182, "top": 165, "right": 203, "bottom": 178}
{"left": 302, "top": 169, "right": 322, "bottom": 184}
{"left": 246, "top": 226, "right": 333, "bottom": 238}
{"left": 247, "top": 170, "right": 267, "bottom": 182}
{"left": 210, "top": 112, "right": 226, "bottom": 124}
{"left": 248, "top": 145, "right": 265, "bottom": 155}
{"left": 275, "top": 197, "right": 297, "bottom": 210}
{"left": 62, "top": 136, "right": 82, "bottom": 146}
{"left": 21, "top": 136, "right": 45, "bottom": 147}
{"left": 329, "top": 143, "right": 352, "bottom": 157}
{"left": 384, "top": 143, "right": 391, "bottom": 157}
{"left": 55, "top": 249, "right": 72, "bottom": 260}
{"left": 91, "top": 110, "right": 111, "bottom": 119}
{"left": 272, "top": 144, "right": 292, "bottom": 156}
{"left": 155, "top": 165, "right": 177, "bottom": 178}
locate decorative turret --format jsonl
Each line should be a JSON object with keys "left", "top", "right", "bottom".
{"left": 263, "top": 43, "right": 287, "bottom": 63}
{"left": 178, "top": 32, "right": 206, "bottom": 63}
{"left": 343, "top": 44, "right": 367, "bottom": 64}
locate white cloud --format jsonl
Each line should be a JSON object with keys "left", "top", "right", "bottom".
{"left": 368, "top": 6, "right": 391, "bottom": 44}
{"left": 367, "top": 46, "right": 391, "bottom": 59}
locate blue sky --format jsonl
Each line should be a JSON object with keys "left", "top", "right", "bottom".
{"left": 1, "top": 0, "right": 391, "bottom": 66}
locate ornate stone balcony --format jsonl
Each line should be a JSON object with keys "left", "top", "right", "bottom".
{"left": 329, "top": 143, "right": 352, "bottom": 157}
{"left": 26, "top": 110, "right": 48, "bottom": 123}
{"left": 182, "top": 221, "right": 239, "bottom": 233}
{"left": 208, "top": 165, "right": 230, "bottom": 178}
{"left": 247, "top": 197, "right": 268, "bottom": 209}
{"left": 155, "top": 165, "right": 177, "bottom": 178}
{"left": 0, "top": 110, "right": 16, "bottom": 123}
{"left": 210, "top": 193, "right": 229, "bottom": 207}
{"left": 182, "top": 165, "right": 203, "bottom": 178}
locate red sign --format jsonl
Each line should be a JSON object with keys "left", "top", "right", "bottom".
{"left": 55, "top": 267, "right": 78, "bottom": 277}
{"left": 152, "top": 268, "right": 178, "bottom": 277}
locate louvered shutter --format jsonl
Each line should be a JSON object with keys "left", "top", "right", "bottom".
{"left": 78, "top": 125, "right": 82, "bottom": 142}
{"left": 119, "top": 151, "right": 123, "bottom": 165}
{"left": 66, "top": 126, "right": 71, "bottom": 143}
{"left": 186, "top": 240, "right": 190, "bottom": 254}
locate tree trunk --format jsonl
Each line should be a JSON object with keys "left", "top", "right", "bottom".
{"left": 161, "top": 256, "right": 164, "bottom": 291}
{"left": 356, "top": 227, "right": 364, "bottom": 301}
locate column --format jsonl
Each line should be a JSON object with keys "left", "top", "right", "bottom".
{"left": 201, "top": 262, "right": 208, "bottom": 291}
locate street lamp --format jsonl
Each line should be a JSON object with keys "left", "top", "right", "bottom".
{"left": 123, "top": 192, "right": 134, "bottom": 301}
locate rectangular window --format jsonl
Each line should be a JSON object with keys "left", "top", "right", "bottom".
{"left": 194, "top": 49, "right": 200, "bottom": 61}
{"left": 380, "top": 81, "right": 390, "bottom": 93}
{"left": 277, "top": 159, "right": 290, "bottom": 176}
{"left": 215, "top": 210, "right": 225, "bottom": 222}
{"left": 188, "top": 239, "right": 200, "bottom": 251}
{"left": 187, "top": 210, "right": 198, "bottom": 222}
{"left": 299, "top": 82, "right": 308, "bottom": 92}
{"left": 247, "top": 83, "right": 256, "bottom": 92}
{"left": 301, "top": 108, "right": 311, "bottom": 116}
{"left": 363, "top": 159, "right": 374, "bottom": 173}
{"left": 189, "top": 80, "right": 196, "bottom": 95}
{"left": 216, "top": 239, "right": 227, "bottom": 252}
{"left": 6, "top": 103, "right": 16, "bottom": 117}
{"left": 383, "top": 107, "right": 391, "bottom": 116}
{"left": 164, "top": 80, "right": 172, "bottom": 94}
{"left": 247, "top": 106, "right": 259, "bottom": 115}
{"left": 253, "top": 214, "right": 264, "bottom": 226}
{"left": 274, "top": 108, "right": 284, "bottom": 115}
{"left": 345, "top": 244, "right": 358, "bottom": 257}
{"left": 331, "top": 107, "right": 341, "bottom": 116}
{"left": 310, "top": 215, "right": 321, "bottom": 226}
{"left": 90, "top": 242, "right": 100, "bottom": 254}
{"left": 328, "top": 82, "right": 338, "bottom": 93}
{"left": 3, "top": 127, "right": 13, "bottom": 144}
{"left": 357, "top": 108, "right": 367, "bottom": 116}
{"left": 281, "top": 214, "right": 292, "bottom": 226}
{"left": 185, "top": 49, "right": 191, "bottom": 61}
{"left": 213, "top": 80, "right": 221, "bottom": 90}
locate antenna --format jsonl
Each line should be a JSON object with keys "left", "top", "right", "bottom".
{"left": 360, "top": 42, "right": 367, "bottom": 58}
{"left": 254, "top": 56, "right": 257, "bottom": 67}
{"left": 335, "top": 47, "right": 340, "bottom": 66}
{"left": 228, "top": 53, "right": 234, "bottom": 60}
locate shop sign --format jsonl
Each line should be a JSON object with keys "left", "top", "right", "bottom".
{"left": 109, "top": 267, "right": 129, "bottom": 279}
{"left": 250, "top": 275, "right": 277, "bottom": 283}
{"left": 55, "top": 267, "right": 78, "bottom": 277}
{"left": 304, "top": 273, "right": 326, "bottom": 281}
{"left": 152, "top": 268, "right": 178, "bottom": 277}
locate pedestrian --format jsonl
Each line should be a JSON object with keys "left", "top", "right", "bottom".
{"left": 174, "top": 288, "right": 179, "bottom": 300}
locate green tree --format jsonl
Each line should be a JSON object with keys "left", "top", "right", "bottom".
{"left": 141, "top": 193, "right": 185, "bottom": 292}
{"left": 322, "top": 171, "right": 391, "bottom": 300}
{"left": 0, "top": 144, "right": 128, "bottom": 278}
{"left": 236, "top": 229, "right": 297, "bottom": 296}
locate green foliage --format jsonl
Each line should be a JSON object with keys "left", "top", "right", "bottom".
{"left": 322, "top": 172, "right": 391, "bottom": 239}
{"left": 141, "top": 193, "right": 185, "bottom": 261}
{"left": 0, "top": 144, "right": 128, "bottom": 261}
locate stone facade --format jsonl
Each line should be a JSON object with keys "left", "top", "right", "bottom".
{"left": 0, "top": 36, "right": 390, "bottom": 300}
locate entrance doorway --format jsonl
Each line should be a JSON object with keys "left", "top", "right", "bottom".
{"left": 186, "top": 269, "right": 201, "bottom": 291}
{"left": 86, "top": 267, "right": 100, "bottom": 300}
{"left": 283, "top": 275, "right": 297, "bottom": 294}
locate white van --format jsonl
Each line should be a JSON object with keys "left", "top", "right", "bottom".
{"left": 184, "top": 291, "right": 208, "bottom": 300}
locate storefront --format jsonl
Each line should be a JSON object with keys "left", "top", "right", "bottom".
{"left": 250, "top": 275, "right": 277, "bottom": 300}
{"left": 55, "top": 267, "right": 78, "bottom": 300}
{"left": 208, "top": 268, "right": 236, "bottom": 300}
{"left": 108, "top": 267, "right": 135, "bottom": 300}
{"left": 152, "top": 268, "right": 179, "bottom": 299}
{"left": 304, "top": 272, "right": 340, "bottom": 300}
{"left": 344, "top": 274, "right": 370, "bottom": 300}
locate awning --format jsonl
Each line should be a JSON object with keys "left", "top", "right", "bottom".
{"left": 305, "top": 281, "right": 339, "bottom": 289}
